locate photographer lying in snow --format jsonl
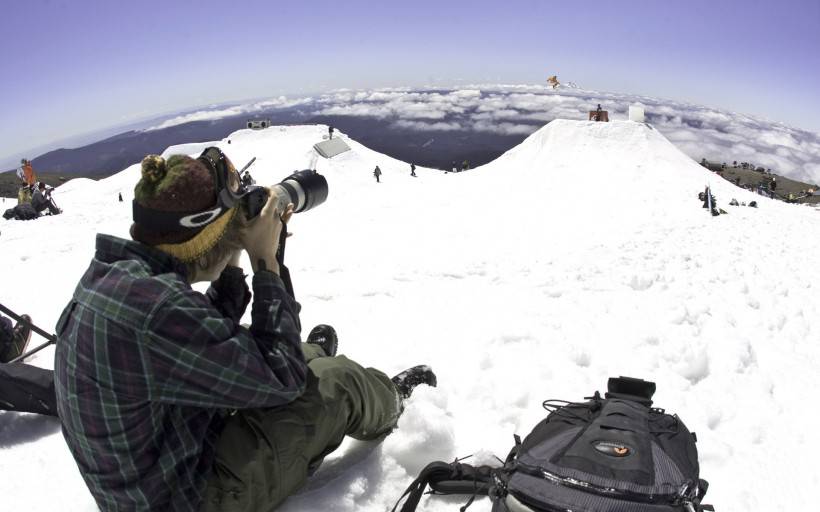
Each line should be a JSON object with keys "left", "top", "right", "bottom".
{"left": 51, "top": 149, "right": 436, "bottom": 511}
{"left": 31, "top": 182, "right": 61, "bottom": 215}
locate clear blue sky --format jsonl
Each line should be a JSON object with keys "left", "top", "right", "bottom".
{"left": 1, "top": 0, "right": 818, "bottom": 164}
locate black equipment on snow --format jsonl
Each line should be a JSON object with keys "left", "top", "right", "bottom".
{"left": 393, "top": 377, "right": 713, "bottom": 512}
{"left": 0, "top": 302, "right": 57, "bottom": 363}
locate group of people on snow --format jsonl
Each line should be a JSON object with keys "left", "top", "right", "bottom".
{"left": 372, "top": 163, "right": 420, "bottom": 182}
{"left": 3, "top": 159, "right": 62, "bottom": 220}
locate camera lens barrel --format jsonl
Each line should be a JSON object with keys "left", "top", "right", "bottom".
{"left": 271, "top": 170, "right": 328, "bottom": 214}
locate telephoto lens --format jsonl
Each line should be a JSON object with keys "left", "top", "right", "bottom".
{"left": 271, "top": 169, "right": 329, "bottom": 214}
{"left": 242, "top": 170, "right": 328, "bottom": 220}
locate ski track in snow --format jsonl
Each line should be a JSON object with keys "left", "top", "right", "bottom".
{"left": 1, "top": 121, "right": 819, "bottom": 511}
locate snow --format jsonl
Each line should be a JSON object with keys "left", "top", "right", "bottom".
{"left": 1, "top": 121, "right": 819, "bottom": 511}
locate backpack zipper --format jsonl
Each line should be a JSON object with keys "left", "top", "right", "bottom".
{"left": 514, "top": 461, "right": 693, "bottom": 505}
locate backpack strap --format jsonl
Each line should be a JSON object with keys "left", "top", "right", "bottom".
{"left": 392, "top": 461, "right": 496, "bottom": 512}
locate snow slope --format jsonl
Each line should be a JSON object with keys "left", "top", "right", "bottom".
{"left": 1, "top": 121, "right": 818, "bottom": 511}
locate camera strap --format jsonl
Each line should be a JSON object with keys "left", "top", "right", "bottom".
{"left": 276, "top": 222, "right": 295, "bottom": 300}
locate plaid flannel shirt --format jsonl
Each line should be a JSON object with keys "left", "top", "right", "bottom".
{"left": 54, "top": 234, "right": 308, "bottom": 511}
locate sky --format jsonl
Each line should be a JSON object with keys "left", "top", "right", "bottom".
{"left": 1, "top": 0, "right": 819, "bottom": 163}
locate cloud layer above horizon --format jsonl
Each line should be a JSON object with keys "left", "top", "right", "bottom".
{"left": 149, "top": 85, "right": 820, "bottom": 184}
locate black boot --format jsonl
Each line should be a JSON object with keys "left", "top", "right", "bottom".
{"left": 306, "top": 324, "right": 338, "bottom": 357}
{"left": 1, "top": 314, "right": 32, "bottom": 363}
{"left": 391, "top": 365, "right": 437, "bottom": 400}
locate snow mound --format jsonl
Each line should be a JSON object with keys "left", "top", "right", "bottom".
{"left": 383, "top": 385, "right": 455, "bottom": 475}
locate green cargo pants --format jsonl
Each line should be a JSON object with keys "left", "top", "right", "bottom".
{"left": 202, "top": 344, "right": 401, "bottom": 512}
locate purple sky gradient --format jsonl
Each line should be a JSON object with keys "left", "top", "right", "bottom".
{"left": 1, "top": 0, "right": 818, "bottom": 163}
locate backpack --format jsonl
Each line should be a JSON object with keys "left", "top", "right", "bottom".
{"left": 393, "top": 377, "right": 713, "bottom": 512}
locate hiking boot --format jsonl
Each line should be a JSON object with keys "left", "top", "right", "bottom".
{"left": 391, "top": 365, "right": 437, "bottom": 400}
{"left": 306, "top": 324, "right": 338, "bottom": 357}
{"left": 1, "top": 315, "right": 33, "bottom": 363}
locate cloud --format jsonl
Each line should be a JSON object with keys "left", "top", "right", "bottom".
{"left": 145, "top": 96, "right": 311, "bottom": 131}
{"left": 391, "top": 120, "right": 463, "bottom": 131}
{"left": 145, "top": 84, "right": 820, "bottom": 184}
{"left": 473, "top": 120, "right": 538, "bottom": 135}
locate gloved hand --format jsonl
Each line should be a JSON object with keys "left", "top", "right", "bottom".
{"left": 205, "top": 266, "right": 250, "bottom": 323}
{"left": 240, "top": 187, "right": 294, "bottom": 274}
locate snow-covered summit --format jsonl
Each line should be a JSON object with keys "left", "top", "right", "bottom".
{"left": 1, "top": 122, "right": 818, "bottom": 511}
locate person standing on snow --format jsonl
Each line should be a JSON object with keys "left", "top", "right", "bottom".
{"left": 374, "top": 165, "right": 382, "bottom": 183}
{"left": 16, "top": 159, "right": 36, "bottom": 204}
{"left": 19, "top": 159, "right": 36, "bottom": 188}
{"left": 410, "top": 163, "right": 416, "bottom": 177}
{"left": 55, "top": 149, "right": 436, "bottom": 511}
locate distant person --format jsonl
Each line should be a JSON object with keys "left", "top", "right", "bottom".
{"left": 770, "top": 177, "right": 777, "bottom": 191}
{"left": 451, "top": 161, "right": 457, "bottom": 173}
{"left": 701, "top": 186, "right": 720, "bottom": 216}
{"left": 410, "top": 163, "right": 416, "bottom": 177}
{"left": 374, "top": 165, "right": 382, "bottom": 183}
{"left": 119, "top": 192, "right": 123, "bottom": 202}
{"left": 31, "top": 182, "right": 61, "bottom": 215}
{"left": 329, "top": 126, "right": 335, "bottom": 139}
{"left": 19, "top": 159, "right": 36, "bottom": 187}
{"left": 462, "top": 160, "right": 469, "bottom": 172}
{"left": 17, "top": 184, "right": 33, "bottom": 205}
{"left": 16, "top": 160, "right": 36, "bottom": 205}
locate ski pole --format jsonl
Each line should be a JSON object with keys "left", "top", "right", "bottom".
{"left": 8, "top": 338, "right": 54, "bottom": 363}
{"left": 239, "top": 157, "right": 256, "bottom": 174}
{"left": 0, "top": 301, "right": 57, "bottom": 363}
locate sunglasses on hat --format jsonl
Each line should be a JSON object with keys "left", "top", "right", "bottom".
{"left": 132, "top": 147, "right": 268, "bottom": 233}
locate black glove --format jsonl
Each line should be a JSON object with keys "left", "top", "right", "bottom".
{"left": 205, "top": 266, "right": 251, "bottom": 323}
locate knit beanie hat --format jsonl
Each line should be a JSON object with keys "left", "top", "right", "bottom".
{"left": 130, "top": 154, "right": 237, "bottom": 262}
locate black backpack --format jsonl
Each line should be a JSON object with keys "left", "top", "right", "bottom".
{"left": 393, "top": 377, "right": 713, "bottom": 512}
